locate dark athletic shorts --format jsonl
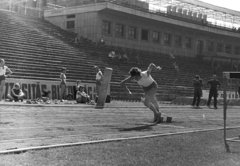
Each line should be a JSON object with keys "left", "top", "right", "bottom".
{"left": 96, "top": 80, "right": 102, "bottom": 86}
{"left": 0, "top": 75, "right": 5, "bottom": 82}
{"left": 142, "top": 81, "right": 158, "bottom": 93}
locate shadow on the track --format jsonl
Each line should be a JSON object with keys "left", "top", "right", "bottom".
{"left": 116, "top": 124, "right": 155, "bottom": 132}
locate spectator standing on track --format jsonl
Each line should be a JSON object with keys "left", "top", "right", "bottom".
{"left": 60, "top": 67, "right": 67, "bottom": 102}
{"left": 192, "top": 75, "right": 203, "bottom": 108}
{"left": 0, "top": 59, "right": 13, "bottom": 102}
{"left": 207, "top": 75, "right": 220, "bottom": 109}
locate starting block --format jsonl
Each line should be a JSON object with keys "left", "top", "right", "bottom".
{"left": 157, "top": 117, "right": 172, "bottom": 123}
{"left": 166, "top": 117, "right": 172, "bottom": 123}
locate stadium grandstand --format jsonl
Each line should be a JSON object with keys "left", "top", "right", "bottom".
{"left": 0, "top": 0, "right": 239, "bottom": 102}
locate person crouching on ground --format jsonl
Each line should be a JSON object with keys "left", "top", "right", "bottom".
{"left": 41, "top": 89, "right": 51, "bottom": 102}
{"left": 76, "top": 85, "right": 90, "bottom": 103}
{"left": 7, "top": 83, "right": 24, "bottom": 102}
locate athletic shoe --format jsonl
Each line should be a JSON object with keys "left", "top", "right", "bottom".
{"left": 214, "top": 106, "right": 218, "bottom": 109}
{"left": 207, "top": 105, "right": 211, "bottom": 108}
{"left": 153, "top": 115, "right": 159, "bottom": 123}
{"left": 154, "top": 113, "right": 161, "bottom": 123}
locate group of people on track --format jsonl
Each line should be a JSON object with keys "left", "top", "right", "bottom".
{"left": 0, "top": 55, "right": 236, "bottom": 124}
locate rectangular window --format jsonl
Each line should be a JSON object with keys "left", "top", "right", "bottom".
{"left": 185, "top": 37, "right": 192, "bottom": 48}
{"left": 128, "top": 26, "right": 137, "bottom": 39}
{"left": 174, "top": 35, "right": 181, "bottom": 47}
{"left": 67, "top": 14, "right": 75, "bottom": 19}
{"left": 141, "top": 29, "right": 149, "bottom": 41}
{"left": 234, "top": 46, "right": 240, "bottom": 55}
{"left": 207, "top": 41, "right": 214, "bottom": 51}
{"left": 66, "top": 20, "right": 75, "bottom": 29}
{"left": 226, "top": 44, "right": 232, "bottom": 54}
{"left": 217, "top": 43, "right": 223, "bottom": 52}
{"left": 164, "top": 33, "right": 171, "bottom": 45}
{"left": 102, "top": 21, "right": 111, "bottom": 35}
{"left": 115, "top": 23, "right": 125, "bottom": 37}
{"left": 152, "top": 31, "right": 160, "bottom": 43}
{"left": 196, "top": 40, "right": 204, "bottom": 54}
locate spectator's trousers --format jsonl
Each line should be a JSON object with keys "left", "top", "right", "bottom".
{"left": 207, "top": 89, "right": 218, "bottom": 107}
{"left": 192, "top": 91, "right": 201, "bottom": 106}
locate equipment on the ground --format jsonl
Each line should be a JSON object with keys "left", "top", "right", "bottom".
{"left": 95, "top": 67, "right": 113, "bottom": 109}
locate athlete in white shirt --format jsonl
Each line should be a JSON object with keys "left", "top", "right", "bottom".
{"left": 60, "top": 67, "right": 67, "bottom": 102}
{"left": 120, "top": 63, "right": 161, "bottom": 122}
{"left": 0, "top": 59, "right": 13, "bottom": 102}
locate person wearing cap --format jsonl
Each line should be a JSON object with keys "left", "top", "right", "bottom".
{"left": 192, "top": 75, "right": 203, "bottom": 108}
{"left": 76, "top": 85, "right": 90, "bottom": 103}
{"left": 94, "top": 66, "right": 103, "bottom": 101}
{"left": 7, "top": 83, "right": 24, "bottom": 102}
{"left": 0, "top": 59, "right": 13, "bottom": 102}
{"left": 207, "top": 75, "right": 220, "bottom": 109}
{"left": 60, "top": 67, "right": 67, "bottom": 102}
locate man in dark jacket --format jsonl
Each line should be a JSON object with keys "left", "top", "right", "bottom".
{"left": 192, "top": 75, "right": 203, "bottom": 108}
{"left": 207, "top": 75, "right": 221, "bottom": 109}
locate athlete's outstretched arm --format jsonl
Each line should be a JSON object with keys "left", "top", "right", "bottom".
{"left": 120, "top": 76, "right": 134, "bottom": 94}
{"left": 147, "top": 63, "right": 161, "bottom": 76}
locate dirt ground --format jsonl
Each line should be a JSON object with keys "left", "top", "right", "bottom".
{"left": 0, "top": 101, "right": 240, "bottom": 153}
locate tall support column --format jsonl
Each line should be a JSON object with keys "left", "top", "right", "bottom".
{"left": 223, "top": 73, "right": 230, "bottom": 152}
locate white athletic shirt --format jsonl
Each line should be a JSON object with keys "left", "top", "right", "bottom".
{"left": 60, "top": 73, "right": 66, "bottom": 84}
{"left": 137, "top": 71, "right": 154, "bottom": 87}
{"left": 96, "top": 71, "right": 102, "bottom": 80}
{"left": 0, "top": 66, "right": 8, "bottom": 76}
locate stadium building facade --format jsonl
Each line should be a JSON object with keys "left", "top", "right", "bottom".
{"left": 43, "top": 1, "right": 240, "bottom": 62}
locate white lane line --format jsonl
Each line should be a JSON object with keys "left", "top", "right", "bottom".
{"left": 1, "top": 126, "right": 240, "bottom": 155}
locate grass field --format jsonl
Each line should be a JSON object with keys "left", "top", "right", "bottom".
{"left": 0, "top": 102, "right": 240, "bottom": 166}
